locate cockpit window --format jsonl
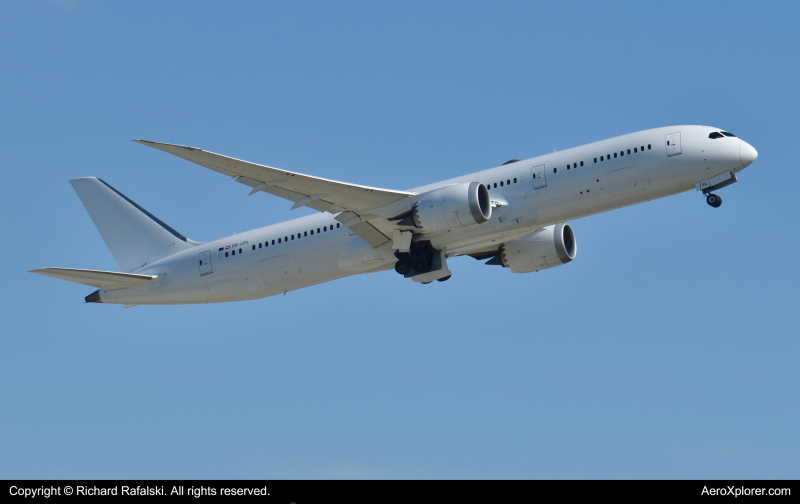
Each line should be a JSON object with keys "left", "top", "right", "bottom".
{"left": 708, "top": 132, "right": 724, "bottom": 139}
{"left": 721, "top": 131, "right": 737, "bottom": 137}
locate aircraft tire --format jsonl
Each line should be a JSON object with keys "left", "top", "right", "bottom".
{"left": 412, "top": 257, "right": 431, "bottom": 273}
{"left": 395, "top": 261, "right": 411, "bottom": 275}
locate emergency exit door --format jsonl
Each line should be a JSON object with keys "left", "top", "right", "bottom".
{"left": 666, "top": 132, "right": 682, "bottom": 156}
{"left": 198, "top": 250, "right": 213, "bottom": 276}
{"left": 531, "top": 164, "right": 547, "bottom": 189}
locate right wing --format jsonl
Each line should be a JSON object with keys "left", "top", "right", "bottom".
{"left": 30, "top": 268, "right": 165, "bottom": 290}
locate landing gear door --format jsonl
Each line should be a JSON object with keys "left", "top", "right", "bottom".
{"left": 531, "top": 164, "right": 547, "bottom": 189}
{"left": 198, "top": 250, "right": 213, "bottom": 276}
{"left": 666, "top": 132, "right": 682, "bottom": 157}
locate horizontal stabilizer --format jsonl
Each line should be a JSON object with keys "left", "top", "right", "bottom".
{"left": 30, "top": 268, "right": 164, "bottom": 290}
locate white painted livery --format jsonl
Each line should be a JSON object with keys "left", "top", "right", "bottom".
{"left": 32, "top": 125, "right": 757, "bottom": 306}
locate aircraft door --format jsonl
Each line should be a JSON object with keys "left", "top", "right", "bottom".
{"left": 666, "top": 132, "right": 682, "bottom": 156}
{"left": 531, "top": 164, "right": 547, "bottom": 189}
{"left": 198, "top": 250, "right": 213, "bottom": 276}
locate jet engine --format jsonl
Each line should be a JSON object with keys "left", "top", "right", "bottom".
{"left": 494, "top": 223, "right": 576, "bottom": 273}
{"left": 411, "top": 182, "right": 491, "bottom": 232}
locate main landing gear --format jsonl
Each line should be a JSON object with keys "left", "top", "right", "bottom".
{"left": 706, "top": 193, "right": 722, "bottom": 208}
{"left": 394, "top": 240, "right": 435, "bottom": 275}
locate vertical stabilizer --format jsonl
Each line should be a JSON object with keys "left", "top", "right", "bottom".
{"left": 70, "top": 177, "right": 196, "bottom": 272}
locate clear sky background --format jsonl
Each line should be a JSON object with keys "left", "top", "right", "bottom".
{"left": 1, "top": 1, "right": 798, "bottom": 479}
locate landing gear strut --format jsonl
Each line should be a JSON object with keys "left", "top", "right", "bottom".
{"left": 706, "top": 193, "right": 722, "bottom": 208}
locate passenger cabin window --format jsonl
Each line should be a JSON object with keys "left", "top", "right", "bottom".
{"left": 252, "top": 245, "right": 256, "bottom": 250}
{"left": 278, "top": 238, "right": 281, "bottom": 243}
{"left": 225, "top": 251, "right": 229, "bottom": 257}
{"left": 232, "top": 250, "right": 235, "bottom": 255}
{"left": 627, "top": 149, "right": 631, "bottom": 155}
{"left": 594, "top": 158, "right": 597, "bottom": 163}
{"left": 239, "top": 248, "right": 242, "bottom": 254}
{"left": 600, "top": 156, "right": 604, "bottom": 161}
{"left": 513, "top": 177, "right": 517, "bottom": 183}
{"left": 648, "top": 144, "right": 651, "bottom": 149}
{"left": 641, "top": 145, "right": 645, "bottom": 151}
{"left": 259, "top": 243, "right": 262, "bottom": 248}
{"left": 614, "top": 153, "right": 617, "bottom": 158}
{"left": 721, "top": 131, "right": 737, "bottom": 137}
{"left": 634, "top": 147, "right": 637, "bottom": 152}
{"left": 553, "top": 168, "right": 557, "bottom": 173}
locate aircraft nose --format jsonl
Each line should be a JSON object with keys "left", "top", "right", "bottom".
{"left": 740, "top": 140, "right": 758, "bottom": 168}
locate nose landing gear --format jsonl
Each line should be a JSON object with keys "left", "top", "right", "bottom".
{"left": 706, "top": 193, "right": 722, "bottom": 208}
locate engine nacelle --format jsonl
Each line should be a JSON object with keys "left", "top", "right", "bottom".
{"left": 499, "top": 223, "right": 576, "bottom": 273}
{"left": 412, "top": 182, "right": 491, "bottom": 232}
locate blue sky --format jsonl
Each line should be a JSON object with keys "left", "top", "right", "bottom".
{"left": 1, "top": 1, "right": 798, "bottom": 478}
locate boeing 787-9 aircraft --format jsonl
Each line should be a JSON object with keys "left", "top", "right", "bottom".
{"left": 32, "top": 125, "right": 757, "bottom": 307}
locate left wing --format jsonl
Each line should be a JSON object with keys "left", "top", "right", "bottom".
{"left": 134, "top": 140, "right": 416, "bottom": 246}
{"left": 134, "top": 140, "right": 414, "bottom": 214}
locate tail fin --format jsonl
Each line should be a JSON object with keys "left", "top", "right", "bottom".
{"left": 70, "top": 177, "right": 200, "bottom": 272}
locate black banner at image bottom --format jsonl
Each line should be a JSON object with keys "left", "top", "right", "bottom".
{"left": 2, "top": 480, "right": 795, "bottom": 501}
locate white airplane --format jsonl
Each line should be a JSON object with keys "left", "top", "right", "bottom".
{"left": 31, "top": 125, "right": 757, "bottom": 307}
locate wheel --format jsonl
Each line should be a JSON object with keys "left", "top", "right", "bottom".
{"left": 394, "top": 261, "right": 411, "bottom": 275}
{"left": 437, "top": 275, "right": 451, "bottom": 282}
{"left": 412, "top": 257, "right": 431, "bottom": 273}
{"left": 706, "top": 193, "right": 722, "bottom": 208}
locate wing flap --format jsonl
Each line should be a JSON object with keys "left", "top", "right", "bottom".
{"left": 349, "top": 221, "right": 391, "bottom": 247}
{"left": 30, "top": 268, "right": 164, "bottom": 290}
